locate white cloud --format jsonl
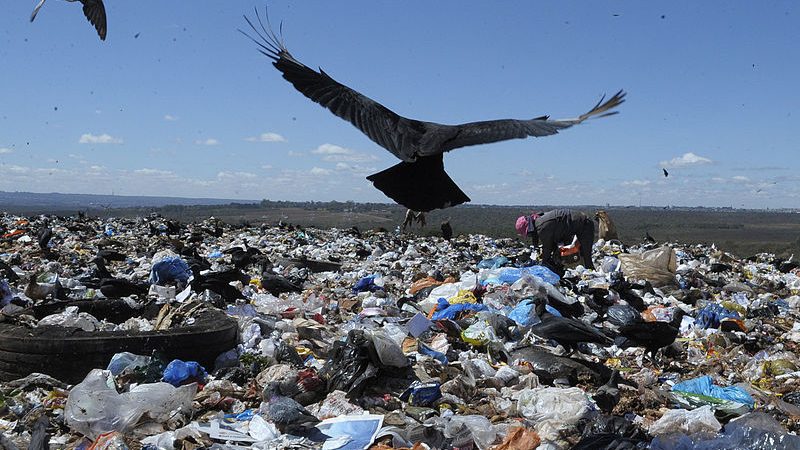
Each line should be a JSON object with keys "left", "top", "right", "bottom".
{"left": 79, "top": 133, "right": 123, "bottom": 144}
{"left": 313, "top": 143, "right": 352, "bottom": 155}
{"left": 660, "top": 152, "right": 712, "bottom": 168}
{"left": 310, "top": 167, "right": 331, "bottom": 176}
{"left": 196, "top": 138, "right": 219, "bottom": 146}
{"left": 711, "top": 177, "right": 725, "bottom": 183}
{"left": 217, "top": 171, "right": 256, "bottom": 179}
{"left": 288, "top": 151, "right": 304, "bottom": 157}
{"left": 164, "top": 114, "right": 178, "bottom": 121}
{"left": 135, "top": 168, "right": 174, "bottom": 176}
{"left": 312, "top": 143, "right": 379, "bottom": 163}
{"left": 245, "top": 132, "right": 286, "bottom": 143}
{"left": 623, "top": 179, "right": 651, "bottom": 186}
{"left": 6, "top": 165, "right": 29, "bottom": 174}
{"left": 261, "top": 164, "right": 273, "bottom": 170}
{"left": 732, "top": 175, "right": 750, "bottom": 182}
{"left": 0, "top": 147, "right": 12, "bottom": 154}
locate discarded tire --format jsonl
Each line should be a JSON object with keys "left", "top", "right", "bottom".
{"left": 0, "top": 300, "right": 238, "bottom": 384}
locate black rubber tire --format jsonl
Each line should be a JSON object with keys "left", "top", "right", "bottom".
{"left": 0, "top": 305, "right": 238, "bottom": 384}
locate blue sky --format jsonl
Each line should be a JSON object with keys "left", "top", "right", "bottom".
{"left": 1, "top": 1, "right": 798, "bottom": 208}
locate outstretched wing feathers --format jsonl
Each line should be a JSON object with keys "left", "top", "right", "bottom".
{"left": 241, "top": 10, "right": 422, "bottom": 161}
{"left": 81, "top": 0, "right": 106, "bottom": 40}
{"left": 440, "top": 90, "right": 626, "bottom": 152}
{"left": 273, "top": 57, "right": 414, "bottom": 159}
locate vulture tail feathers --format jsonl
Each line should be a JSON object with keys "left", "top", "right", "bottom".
{"left": 367, "top": 155, "right": 470, "bottom": 212}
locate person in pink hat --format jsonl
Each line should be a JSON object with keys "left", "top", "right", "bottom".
{"left": 516, "top": 209, "right": 595, "bottom": 276}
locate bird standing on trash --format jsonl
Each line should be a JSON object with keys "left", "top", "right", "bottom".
{"left": 263, "top": 382, "right": 321, "bottom": 434}
{"left": 241, "top": 7, "right": 625, "bottom": 212}
{"left": 593, "top": 369, "right": 622, "bottom": 413}
{"left": 529, "top": 298, "right": 613, "bottom": 354}
{"left": 618, "top": 308, "right": 687, "bottom": 364}
{"left": 30, "top": 0, "right": 107, "bottom": 41}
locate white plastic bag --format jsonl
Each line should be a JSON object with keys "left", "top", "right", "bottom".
{"left": 649, "top": 405, "right": 722, "bottom": 436}
{"left": 65, "top": 369, "right": 196, "bottom": 439}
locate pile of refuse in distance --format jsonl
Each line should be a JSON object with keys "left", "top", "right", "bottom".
{"left": 1, "top": 211, "right": 800, "bottom": 450}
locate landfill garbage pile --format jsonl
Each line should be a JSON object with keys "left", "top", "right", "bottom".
{"left": 1, "top": 211, "right": 800, "bottom": 449}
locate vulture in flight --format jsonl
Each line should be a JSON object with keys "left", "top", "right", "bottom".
{"left": 30, "top": 0, "right": 107, "bottom": 41}
{"left": 242, "top": 8, "right": 625, "bottom": 212}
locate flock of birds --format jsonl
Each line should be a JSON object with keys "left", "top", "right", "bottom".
{"left": 27, "top": 2, "right": 627, "bottom": 212}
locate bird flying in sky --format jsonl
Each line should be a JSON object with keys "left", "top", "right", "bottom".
{"left": 663, "top": 168, "right": 669, "bottom": 177}
{"left": 30, "top": 0, "right": 107, "bottom": 41}
{"left": 242, "top": 7, "right": 625, "bottom": 211}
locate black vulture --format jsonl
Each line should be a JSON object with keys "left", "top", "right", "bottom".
{"left": 618, "top": 308, "right": 687, "bottom": 361}
{"left": 30, "top": 0, "right": 107, "bottom": 41}
{"left": 529, "top": 299, "right": 612, "bottom": 353}
{"left": 241, "top": 8, "right": 625, "bottom": 212}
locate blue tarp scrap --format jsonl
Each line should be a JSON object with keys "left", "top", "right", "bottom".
{"left": 431, "top": 298, "right": 488, "bottom": 321}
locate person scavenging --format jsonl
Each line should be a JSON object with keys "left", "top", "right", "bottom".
{"left": 516, "top": 209, "right": 595, "bottom": 275}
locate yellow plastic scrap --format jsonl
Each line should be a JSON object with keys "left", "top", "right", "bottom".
{"left": 721, "top": 301, "right": 746, "bottom": 315}
{"left": 296, "top": 347, "right": 315, "bottom": 358}
{"left": 605, "top": 358, "right": 622, "bottom": 368}
{"left": 448, "top": 289, "right": 477, "bottom": 305}
{"left": 764, "top": 359, "right": 797, "bottom": 376}
{"left": 250, "top": 277, "right": 262, "bottom": 289}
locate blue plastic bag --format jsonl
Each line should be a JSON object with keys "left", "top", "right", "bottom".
{"left": 672, "top": 375, "right": 754, "bottom": 407}
{"left": 521, "top": 265, "right": 560, "bottom": 285}
{"left": 508, "top": 299, "right": 540, "bottom": 327}
{"left": 149, "top": 256, "right": 192, "bottom": 285}
{"left": 418, "top": 342, "right": 449, "bottom": 365}
{"left": 163, "top": 359, "right": 207, "bottom": 387}
{"left": 477, "top": 256, "right": 509, "bottom": 269}
{"left": 0, "top": 280, "right": 13, "bottom": 307}
{"left": 695, "top": 304, "right": 740, "bottom": 329}
{"left": 352, "top": 275, "right": 383, "bottom": 294}
{"left": 431, "top": 298, "right": 488, "bottom": 321}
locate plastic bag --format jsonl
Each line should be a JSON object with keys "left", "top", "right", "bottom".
{"left": 0, "top": 280, "right": 13, "bottom": 306}
{"left": 162, "top": 359, "right": 207, "bottom": 387}
{"left": 448, "top": 289, "right": 478, "bottom": 304}
{"left": 38, "top": 306, "right": 99, "bottom": 331}
{"left": 369, "top": 330, "right": 410, "bottom": 368}
{"left": 695, "top": 303, "right": 741, "bottom": 329}
{"left": 491, "top": 426, "right": 541, "bottom": 450}
{"left": 517, "top": 387, "right": 592, "bottom": 439}
{"left": 461, "top": 321, "right": 496, "bottom": 346}
{"left": 477, "top": 256, "right": 509, "bottom": 269}
{"left": 352, "top": 275, "right": 382, "bottom": 294}
{"left": 618, "top": 246, "right": 677, "bottom": 286}
{"left": 672, "top": 375, "right": 754, "bottom": 408}
{"left": 443, "top": 415, "right": 496, "bottom": 450}
{"left": 65, "top": 369, "right": 196, "bottom": 440}
{"left": 508, "top": 299, "right": 540, "bottom": 327}
{"left": 107, "top": 352, "right": 151, "bottom": 376}
{"left": 431, "top": 298, "right": 488, "bottom": 321}
{"left": 149, "top": 256, "right": 192, "bottom": 285}
{"left": 606, "top": 304, "right": 641, "bottom": 327}
{"left": 649, "top": 405, "right": 721, "bottom": 436}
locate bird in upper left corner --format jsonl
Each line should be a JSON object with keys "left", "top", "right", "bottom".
{"left": 30, "top": 0, "right": 107, "bottom": 41}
